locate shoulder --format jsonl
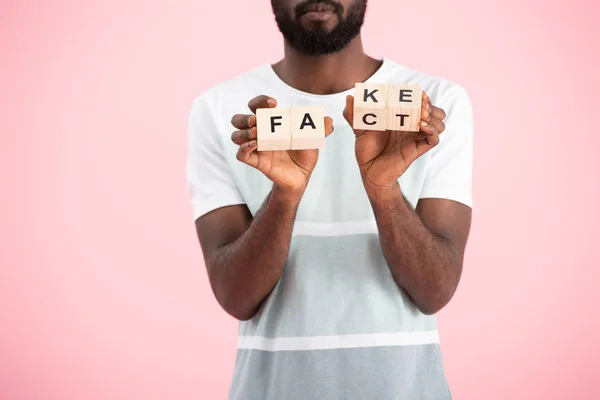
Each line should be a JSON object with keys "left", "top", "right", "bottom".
{"left": 188, "top": 64, "right": 273, "bottom": 141}
{"left": 381, "top": 59, "right": 473, "bottom": 149}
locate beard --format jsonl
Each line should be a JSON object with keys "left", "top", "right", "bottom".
{"left": 271, "top": 0, "right": 367, "bottom": 56}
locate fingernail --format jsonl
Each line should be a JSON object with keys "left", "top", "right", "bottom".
{"left": 249, "top": 140, "right": 257, "bottom": 147}
{"left": 421, "top": 121, "right": 429, "bottom": 127}
{"left": 267, "top": 98, "right": 277, "bottom": 106}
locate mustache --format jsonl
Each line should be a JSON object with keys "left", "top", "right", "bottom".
{"left": 295, "top": 0, "right": 344, "bottom": 18}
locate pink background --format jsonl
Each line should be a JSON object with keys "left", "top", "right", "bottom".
{"left": 2, "top": 0, "right": 599, "bottom": 399}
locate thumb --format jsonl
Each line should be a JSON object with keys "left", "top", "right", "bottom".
{"left": 342, "top": 95, "right": 354, "bottom": 127}
{"left": 324, "top": 116, "right": 335, "bottom": 138}
{"left": 343, "top": 94, "right": 366, "bottom": 136}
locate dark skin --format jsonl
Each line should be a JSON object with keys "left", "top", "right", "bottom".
{"left": 195, "top": 0, "right": 471, "bottom": 320}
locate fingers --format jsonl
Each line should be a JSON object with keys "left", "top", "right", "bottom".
{"left": 248, "top": 95, "right": 277, "bottom": 114}
{"left": 430, "top": 105, "right": 446, "bottom": 121}
{"left": 419, "top": 91, "right": 446, "bottom": 143}
{"left": 421, "top": 91, "right": 446, "bottom": 122}
{"left": 231, "top": 126, "right": 257, "bottom": 145}
{"left": 421, "top": 129, "right": 440, "bottom": 147}
{"left": 235, "top": 140, "right": 259, "bottom": 168}
{"left": 232, "top": 95, "right": 277, "bottom": 130}
{"left": 343, "top": 95, "right": 354, "bottom": 126}
{"left": 420, "top": 117, "right": 445, "bottom": 138}
{"left": 343, "top": 95, "right": 365, "bottom": 136}
{"left": 231, "top": 113, "right": 256, "bottom": 130}
{"left": 421, "top": 92, "right": 431, "bottom": 122}
{"left": 419, "top": 117, "right": 443, "bottom": 146}
{"left": 324, "top": 116, "right": 334, "bottom": 138}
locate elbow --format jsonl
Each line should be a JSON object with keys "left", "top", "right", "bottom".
{"left": 223, "top": 304, "right": 257, "bottom": 321}
{"left": 416, "top": 283, "right": 458, "bottom": 316}
{"left": 417, "top": 299, "right": 448, "bottom": 316}
{"left": 214, "top": 286, "right": 258, "bottom": 321}
{"left": 416, "top": 262, "right": 463, "bottom": 315}
{"left": 207, "top": 265, "right": 258, "bottom": 321}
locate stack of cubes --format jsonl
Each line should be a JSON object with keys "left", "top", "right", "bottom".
{"left": 353, "top": 83, "right": 423, "bottom": 132}
{"left": 254, "top": 82, "right": 423, "bottom": 151}
{"left": 256, "top": 106, "right": 325, "bottom": 151}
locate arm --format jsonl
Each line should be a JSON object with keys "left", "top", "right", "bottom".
{"left": 343, "top": 88, "right": 473, "bottom": 314}
{"left": 195, "top": 187, "right": 302, "bottom": 321}
{"left": 364, "top": 184, "right": 471, "bottom": 314}
{"left": 191, "top": 95, "right": 334, "bottom": 321}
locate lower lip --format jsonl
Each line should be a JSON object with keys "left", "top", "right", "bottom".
{"left": 302, "top": 10, "right": 335, "bottom": 22}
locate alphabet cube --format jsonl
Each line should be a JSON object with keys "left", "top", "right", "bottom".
{"left": 353, "top": 83, "right": 388, "bottom": 131}
{"left": 352, "top": 82, "right": 424, "bottom": 132}
{"left": 256, "top": 107, "right": 292, "bottom": 151}
{"left": 291, "top": 106, "right": 325, "bottom": 150}
{"left": 257, "top": 106, "right": 326, "bottom": 151}
{"left": 386, "top": 83, "right": 422, "bottom": 132}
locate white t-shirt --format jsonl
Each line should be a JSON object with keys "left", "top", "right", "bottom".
{"left": 187, "top": 58, "right": 473, "bottom": 400}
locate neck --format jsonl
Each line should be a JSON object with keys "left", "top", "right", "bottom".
{"left": 272, "top": 35, "right": 382, "bottom": 95}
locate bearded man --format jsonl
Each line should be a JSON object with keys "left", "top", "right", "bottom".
{"left": 187, "top": 1, "right": 474, "bottom": 398}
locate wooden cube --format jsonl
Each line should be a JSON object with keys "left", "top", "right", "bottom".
{"left": 291, "top": 106, "right": 325, "bottom": 150}
{"left": 257, "top": 107, "right": 291, "bottom": 151}
{"left": 353, "top": 83, "right": 388, "bottom": 131}
{"left": 354, "top": 83, "right": 388, "bottom": 108}
{"left": 353, "top": 108, "right": 387, "bottom": 131}
{"left": 386, "top": 83, "right": 422, "bottom": 132}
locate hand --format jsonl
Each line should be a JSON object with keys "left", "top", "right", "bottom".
{"left": 231, "top": 95, "right": 334, "bottom": 194}
{"left": 343, "top": 91, "right": 446, "bottom": 190}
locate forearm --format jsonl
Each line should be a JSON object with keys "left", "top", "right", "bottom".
{"left": 366, "top": 182, "right": 461, "bottom": 314}
{"left": 208, "top": 185, "right": 302, "bottom": 320}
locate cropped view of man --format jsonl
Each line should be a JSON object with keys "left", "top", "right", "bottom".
{"left": 187, "top": 0, "right": 474, "bottom": 398}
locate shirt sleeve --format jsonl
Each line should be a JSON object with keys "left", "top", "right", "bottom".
{"left": 186, "top": 96, "right": 246, "bottom": 221}
{"left": 418, "top": 85, "right": 474, "bottom": 208}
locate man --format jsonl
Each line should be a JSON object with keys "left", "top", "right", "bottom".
{"left": 186, "top": 0, "right": 473, "bottom": 398}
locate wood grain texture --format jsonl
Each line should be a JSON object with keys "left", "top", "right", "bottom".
{"left": 256, "top": 107, "right": 291, "bottom": 151}
{"left": 386, "top": 107, "right": 421, "bottom": 131}
{"left": 354, "top": 83, "right": 388, "bottom": 109}
{"left": 353, "top": 82, "right": 389, "bottom": 131}
{"left": 353, "top": 108, "right": 387, "bottom": 131}
{"left": 386, "top": 83, "right": 422, "bottom": 132}
{"left": 291, "top": 106, "right": 325, "bottom": 150}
